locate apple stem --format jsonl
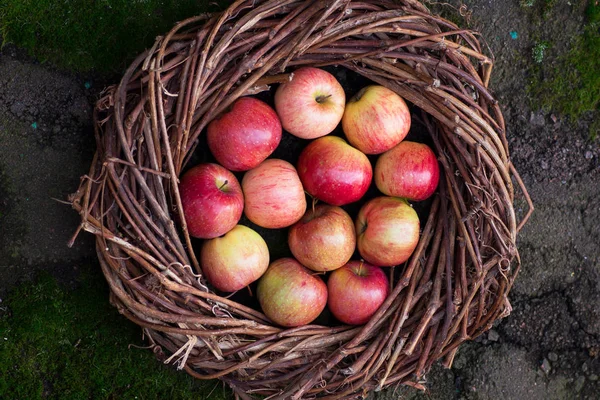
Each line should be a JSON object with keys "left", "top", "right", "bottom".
{"left": 247, "top": 285, "right": 253, "bottom": 297}
{"left": 219, "top": 180, "right": 229, "bottom": 191}
{"left": 358, "top": 260, "right": 365, "bottom": 276}
{"left": 359, "top": 221, "right": 367, "bottom": 234}
{"left": 351, "top": 87, "right": 367, "bottom": 102}
{"left": 315, "top": 94, "right": 332, "bottom": 104}
{"left": 311, "top": 196, "right": 318, "bottom": 215}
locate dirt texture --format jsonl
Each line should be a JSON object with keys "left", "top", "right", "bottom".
{"left": 0, "top": 1, "right": 599, "bottom": 399}
{"left": 0, "top": 45, "right": 98, "bottom": 295}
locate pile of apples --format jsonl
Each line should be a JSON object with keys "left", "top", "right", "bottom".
{"left": 179, "top": 67, "right": 440, "bottom": 328}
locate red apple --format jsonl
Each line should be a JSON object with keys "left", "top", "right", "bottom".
{"left": 288, "top": 205, "right": 355, "bottom": 272}
{"left": 179, "top": 163, "right": 243, "bottom": 239}
{"left": 200, "top": 225, "right": 269, "bottom": 292}
{"left": 327, "top": 261, "right": 389, "bottom": 325}
{"left": 297, "top": 136, "right": 372, "bottom": 206}
{"left": 242, "top": 159, "right": 306, "bottom": 229}
{"left": 356, "top": 196, "right": 420, "bottom": 267}
{"left": 274, "top": 67, "right": 345, "bottom": 139}
{"left": 257, "top": 258, "right": 327, "bottom": 327}
{"left": 207, "top": 97, "right": 282, "bottom": 171}
{"left": 342, "top": 85, "right": 411, "bottom": 154}
{"left": 375, "top": 141, "right": 440, "bottom": 201}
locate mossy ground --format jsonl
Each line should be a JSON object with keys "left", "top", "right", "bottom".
{"left": 0, "top": 0, "right": 229, "bottom": 73}
{"left": 0, "top": 272, "right": 231, "bottom": 400}
{"left": 526, "top": 0, "right": 600, "bottom": 138}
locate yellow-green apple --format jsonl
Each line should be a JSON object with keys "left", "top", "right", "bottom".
{"left": 356, "top": 196, "right": 420, "bottom": 266}
{"left": 200, "top": 225, "right": 269, "bottom": 292}
{"left": 242, "top": 159, "right": 306, "bottom": 229}
{"left": 288, "top": 205, "right": 355, "bottom": 272}
{"left": 297, "top": 136, "right": 372, "bottom": 206}
{"left": 257, "top": 258, "right": 327, "bottom": 327}
{"left": 342, "top": 85, "right": 411, "bottom": 154}
{"left": 274, "top": 67, "right": 345, "bottom": 139}
{"left": 179, "top": 163, "right": 243, "bottom": 239}
{"left": 207, "top": 97, "right": 282, "bottom": 171}
{"left": 327, "top": 261, "right": 389, "bottom": 325}
{"left": 375, "top": 141, "right": 440, "bottom": 201}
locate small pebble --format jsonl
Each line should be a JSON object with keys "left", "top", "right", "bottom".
{"left": 536, "top": 368, "right": 546, "bottom": 378}
{"left": 541, "top": 358, "right": 551, "bottom": 375}
{"left": 548, "top": 352, "right": 558, "bottom": 362}
{"left": 10, "top": 102, "right": 25, "bottom": 117}
{"left": 582, "top": 362, "right": 588, "bottom": 373}
{"left": 453, "top": 354, "right": 466, "bottom": 370}
{"left": 589, "top": 374, "right": 598, "bottom": 381}
{"left": 488, "top": 329, "right": 500, "bottom": 342}
{"left": 575, "top": 375, "right": 586, "bottom": 392}
{"left": 541, "top": 160, "right": 549, "bottom": 170}
{"left": 530, "top": 112, "right": 546, "bottom": 126}
{"left": 585, "top": 150, "right": 593, "bottom": 159}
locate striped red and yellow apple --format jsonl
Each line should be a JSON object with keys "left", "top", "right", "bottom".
{"left": 207, "top": 97, "right": 282, "bottom": 171}
{"left": 355, "top": 196, "right": 420, "bottom": 267}
{"left": 327, "top": 261, "right": 389, "bottom": 325}
{"left": 288, "top": 205, "right": 355, "bottom": 272}
{"left": 242, "top": 159, "right": 307, "bottom": 229}
{"left": 375, "top": 141, "right": 440, "bottom": 201}
{"left": 257, "top": 258, "right": 327, "bottom": 327}
{"left": 200, "top": 225, "right": 269, "bottom": 292}
{"left": 274, "top": 67, "right": 345, "bottom": 139}
{"left": 342, "top": 85, "right": 411, "bottom": 154}
{"left": 179, "top": 163, "right": 243, "bottom": 239}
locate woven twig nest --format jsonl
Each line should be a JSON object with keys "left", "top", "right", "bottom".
{"left": 70, "top": 1, "right": 533, "bottom": 398}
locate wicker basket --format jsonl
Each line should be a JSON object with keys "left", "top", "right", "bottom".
{"left": 69, "top": 1, "right": 533, "bottom": 398}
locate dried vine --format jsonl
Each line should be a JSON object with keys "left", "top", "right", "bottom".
{"left": 69, "top": 1, "right": 533, "bottom": 399}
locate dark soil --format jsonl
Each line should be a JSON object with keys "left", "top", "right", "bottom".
{"left": 1, "top": 1, "right": 599, "bottom": 399}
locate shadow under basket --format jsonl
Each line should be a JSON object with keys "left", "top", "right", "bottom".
{"left": 69, "top": 1, "right": 533, "bottom": 399}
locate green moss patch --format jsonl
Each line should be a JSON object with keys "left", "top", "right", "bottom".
{"left": 527, "top": 1, "right": 600, "bottom": 138}
{"left": 0, "top": 0, "right": 229, "bottom": 73}
{"left": 0, "top": 272, "right": 231, "bottom": 399}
